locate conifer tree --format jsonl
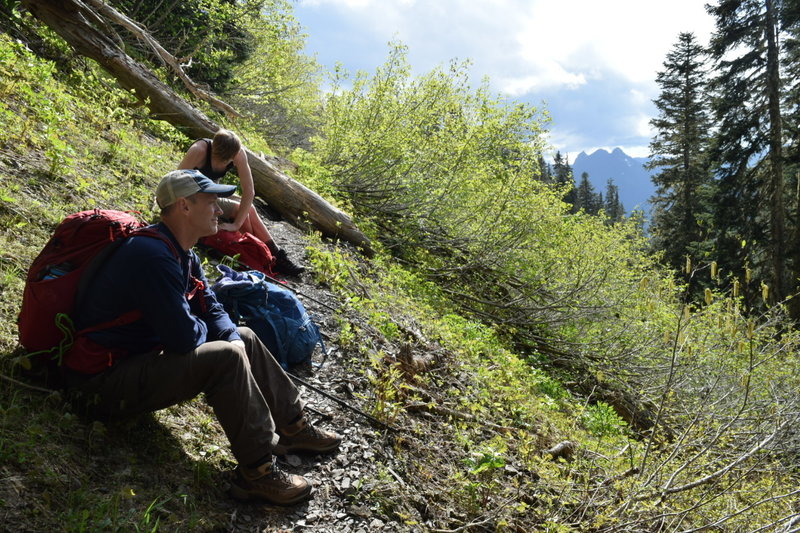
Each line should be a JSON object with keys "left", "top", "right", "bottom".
{"left": 781, "top": 3, "right": 800, "bottom": 315}
{"left": 553, "top": 151, "right": 577, "bottom": 210}
{"left": 784, "top": 3, "right": 800, "bottom": 161}
{"left": 576, "top": 171, "right": 601, "bottom": 215}
{"left": 647, "top": 32, "right": 714, "bottom": 279}
{"left": 604, "top": 179, "right": 625, "bottom": 222}
{"left": 707, "top": 0, "right": 789, "bottom": 305}
{"left": 537, "top": 155, "right": 553, "bottom": 183}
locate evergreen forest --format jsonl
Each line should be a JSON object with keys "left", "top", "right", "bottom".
{"left": 0, "top": 1, "right": 799, "bottom": 531}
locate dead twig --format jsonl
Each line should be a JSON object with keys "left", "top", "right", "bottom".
{"left": 406, "top": 401, "right": 515, "bottom": 433}
{"left": 0, "top": 372, "right": 54, "bottom": 394}
{"left": 600, "top": 466, "right": 640, "bottom": 487}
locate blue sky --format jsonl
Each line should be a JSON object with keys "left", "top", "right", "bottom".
{"left": 293, "top": 0, "right": 716, "bottom": 161}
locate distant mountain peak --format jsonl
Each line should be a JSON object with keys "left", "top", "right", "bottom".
{"left": 571, "top": 147, "right": 654, "bottom": 215}
{"left": 576, "top": 147, "right": 632, "bottom": 159}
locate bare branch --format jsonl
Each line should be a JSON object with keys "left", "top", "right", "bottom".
{"left": 682, "top": 488, "right": 800, "bottom": 533}
{"left": 82, "top": 0, "right": 241, "bottom": 119}
{"left": 661, "top": 417, "right": 793, "bottom": 496}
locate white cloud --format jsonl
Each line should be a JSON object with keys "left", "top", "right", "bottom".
{"left": 295, "top": 0, "right": 717, "bottom": 154}
{"left": 300, "top": 0, "right": 714, "bottom": 94}
{"left": 627, "top": 89, "right": 655, "bottom": 138}
{"left": 634, "top": 114, "right": 653, "bottom": 138}
{"left": 509, "top": 0, "right": 715, "bottom": 95}
{"left": 629, "top": 88, "right": 648, "bottom": 106}
{"left": 547, "top": 129, "right": 588, "bottom": 161}
{"left": 501, "top": 68, "right": 586, "bottom": 95}
{"left": 619, "top": 145, "right": 650, "bottom": 158}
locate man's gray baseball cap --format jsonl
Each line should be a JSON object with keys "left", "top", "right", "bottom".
{"left": 156, "top": 169, "right": 237, "bottom": 208}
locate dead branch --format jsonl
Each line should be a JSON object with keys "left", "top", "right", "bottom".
{"left": 82, "top": 0, "right": 240, "bottom": 119}
{"left": 681, "top": 488, "right": 800, "bottom": 533}
{"left": 21, "top": 0, "right": 373, "bottom": 254}
{"left": 0, "top": 372, "right": 55, "bottom": 394}
{"left": 600, "top": 466, "right": 640, "bottom": 487}
{"left": 543, "top": 440, "right": 578, "bottom": 461}
{"left": 405, "top": 400, "right": 516, "bottom": 433}
{"left": 660, "top": 417, "right": 792, "bottom": 496}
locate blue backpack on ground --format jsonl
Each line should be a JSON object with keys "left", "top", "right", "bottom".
{"left": 211, "top": 265, "right": 325, "bottom": 369}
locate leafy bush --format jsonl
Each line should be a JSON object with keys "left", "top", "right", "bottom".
{"left": 0, "top": 33, "right": 183, "bottom": 353}
{"left": 581, "top": 401, "right": 628, "bottom": 437}
{"left": 224, "top": 0, "right": 322, "bottom": 151}
{"left": 304, "top": 40, "right": 800, "bottom": 531}
{"left": 315, "top": 42, "right": 547, "bottom": 255}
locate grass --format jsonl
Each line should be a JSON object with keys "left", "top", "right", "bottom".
{"left": 0, "top": 387, "right": 229, "bottom": 531}
{"left": 0, "top": 33, "right": 237, "bottom": 531}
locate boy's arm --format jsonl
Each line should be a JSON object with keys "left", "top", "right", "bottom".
{"left": 229, "top": 147, "right": 255, "bottom": 231}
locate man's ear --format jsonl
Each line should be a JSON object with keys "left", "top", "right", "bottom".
{"left": 176, "top": 197, "right": 191, "bottom": 213}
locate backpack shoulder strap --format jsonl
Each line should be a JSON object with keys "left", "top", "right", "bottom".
{"left": 133, "top": 227, "right": 180, "bottom": 259}
{"left": 73, "top": 227, "right": 180, "bottom": 324}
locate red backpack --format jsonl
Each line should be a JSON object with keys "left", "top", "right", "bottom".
{"left": 200, "top": 230, "right": 277, "bottom": 277}
{"left": 17, "top": 209, "right": 174, "bottom": 381}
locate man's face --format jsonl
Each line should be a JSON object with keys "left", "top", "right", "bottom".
{"left": 186, "top": 192, "right": 223, "bottom": 238}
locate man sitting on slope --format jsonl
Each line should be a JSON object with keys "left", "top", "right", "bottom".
{"left": 63, "top": 169, "right": 340, "bottom": 505}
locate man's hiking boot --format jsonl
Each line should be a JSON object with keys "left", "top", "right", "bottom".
{"left": 229, "top": 459, "right": 311, "bottom": 505}
{"left": 273, "top": 248, "right": 306, "bottom": 276}
{"left": 273, "top": 417, "right": 342, "bottom": 455}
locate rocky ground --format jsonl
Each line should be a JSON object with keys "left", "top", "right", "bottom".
{"left": 212, "top": 220, "right": 421, "bottom": 532}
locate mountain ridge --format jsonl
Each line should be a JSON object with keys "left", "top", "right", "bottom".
{"left": 572, "top": 148, "right": 654, "bottom": 216}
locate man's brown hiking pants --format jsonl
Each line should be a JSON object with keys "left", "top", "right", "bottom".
{"left": 67, "top": 327, "right": 304, "bottom": 466}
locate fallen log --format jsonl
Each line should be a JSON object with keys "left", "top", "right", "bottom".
{"left": 21, "top": 0, "right": 372, "bottom": 255}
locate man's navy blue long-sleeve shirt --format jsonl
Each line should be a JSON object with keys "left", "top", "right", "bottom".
{"left": 76, "top": 223, "right": 240, "bottom": 357}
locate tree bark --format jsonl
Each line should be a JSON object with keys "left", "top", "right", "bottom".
{"left": 764, "top": 0, "right": 786, "bottom": 305}
{"left": 21, "top": 0, "right": 373, "bottom": 255}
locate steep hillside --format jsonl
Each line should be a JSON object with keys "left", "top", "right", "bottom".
{"left": 0, "top": 32, "right": 591, "bottom": 533}
{"left": 2, "top": 22, "right": 800, "bottom": 533}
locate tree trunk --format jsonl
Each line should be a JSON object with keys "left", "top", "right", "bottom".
{"left": 21, "top": 0, "right": 373, "bottom": 255}
{"left": 765, "top": 0, "right": 786, "bottom": 304}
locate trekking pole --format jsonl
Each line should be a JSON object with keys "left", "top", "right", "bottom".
{"left": 287, "top": 371, "right": 398, "bottom": 433}
{"left": 259, "top": 273, "right": 339, "bottom": 313}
